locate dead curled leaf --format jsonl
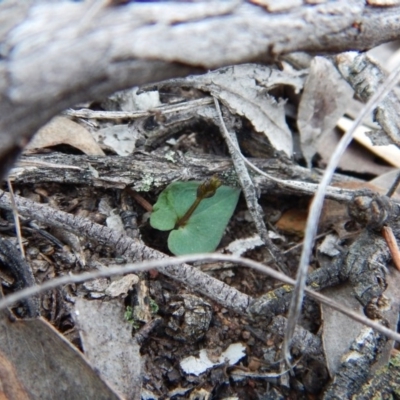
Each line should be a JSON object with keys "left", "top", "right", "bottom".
{"left": 175, "top": 64, "right": 306, "bottom": 157}
{"left": 27, "top": 116, "right": 105, "bottom": 156}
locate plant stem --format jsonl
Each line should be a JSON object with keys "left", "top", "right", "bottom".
{"left": 175, "top": 176, "right": 222, "bottom": 228}
{"left": 175, "top": 197, "right": 202, "bottom": 228}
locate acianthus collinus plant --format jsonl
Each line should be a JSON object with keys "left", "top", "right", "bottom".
{"left": 150, "top": 176, "right": 240, "bottom": 255}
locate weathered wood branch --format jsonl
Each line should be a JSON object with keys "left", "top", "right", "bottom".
{"left": 11, "top": 152, "right": 353, "bottom": 197}
{"left": 1, "top": 0, "right": 400, "bottom": 179}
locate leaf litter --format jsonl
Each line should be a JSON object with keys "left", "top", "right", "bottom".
{"left": 3, "top": 50, "right": 400, "bottom": 399}
{"left": 0, "top": 308, "right": 121, "bottom": 400}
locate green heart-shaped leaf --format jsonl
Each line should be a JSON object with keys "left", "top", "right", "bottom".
{"left": 150, "top": 181, "right": 240, "bottom": 255}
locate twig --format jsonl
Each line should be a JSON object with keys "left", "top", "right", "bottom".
{"left": 6, "top": 179, "right": 25, "bottom": 259}
{"left": 214, "top": 97, "right": 289, "bottom": 274}
{"left": 382, "top": 226, "right": 400, "bottom": 272}
{"left": 0, "top": 190, "right": 399, "bottom": 343}
{"left": 64, "top": 97, "right": 213, "bottom": 120}
{"left": 336, "top": 52, "right": 400, "bottom": 145}
{"left": 125, "top": 188, "right": 153, "bottom": 212}
{"left": 386, "top": 170, "right": 400, "bottom": 198}
{"left": 0, "top": 238, "right": 39, "bottom": 317}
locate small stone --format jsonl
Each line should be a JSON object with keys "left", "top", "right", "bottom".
{"left": 242, "top": 330, "right": 251, "bottom": 340}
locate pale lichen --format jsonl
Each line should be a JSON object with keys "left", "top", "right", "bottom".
{"left": 220, "top": 168, "right": 239, "bottom": 187}
{"left": 134, "top": 173, "right": 163, "bottom": 192}
{"left": 165, "top": 151, "right": 177, "bottom": 163}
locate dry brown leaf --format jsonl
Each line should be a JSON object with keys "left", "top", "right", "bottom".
{"left": 74, "top": 298, "right": 142, "bottom": 400}
{"left": 0, "top": 310, "right": 121, "bottom": 400}
{"left": 27, "top": 116, "right": 105, "bottom": 156}
{"left": 176, "top": 64, "right": 305, "bottom": 157}
{"left": 275, "top": 208, "right": 308, "bottom": 236}
{"left": 370, "top": 169, "right": 400, "bottom": 195}
{"left": 0, "top": 350, "right": 30, "bottom": 400}
{"left": 297, "top": 57, "right": 353, "bottom": 166}
{"left": 338, "top": 116, "right": 400, "bottom": 168}
{"left": 317, "top": 128, "right": 393, "bottom": 176}
{"left": 321, "top": 282, "right": 364, "bottom": 377}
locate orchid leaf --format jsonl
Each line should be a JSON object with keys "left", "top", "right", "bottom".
{"left": 150, "top": 181, "right": 240, "bottom": 255}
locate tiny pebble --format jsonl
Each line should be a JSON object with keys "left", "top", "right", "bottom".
{"left": 242, "top": 330, "right": 251, "bottom": 340}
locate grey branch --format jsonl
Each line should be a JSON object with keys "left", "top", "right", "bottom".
{"left": 214, "top": 98, "right": 289, "bottom": 273}
{"left": 336, "top": 52, "right": 400, "bottom": 145}
{"left": 11, "top": 152, "right": 360, "bottom": 203}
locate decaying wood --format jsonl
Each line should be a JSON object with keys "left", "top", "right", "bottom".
{"left": 269, "top": 315, "right": 324, "bottom": 360}
{"left": 336, "top": 52, "right": 400, "bottom": 145}
{"left": 0, "top": 238, "right": 39, "bottom": 318}
{"left": 353, "top": 350, "right": 400, "bottom": 399}
{"left": 12, "top": 152, "right": 362, "bottom": 202}
{"left": 2, "top": 0, "right": 400, "bottom": 180}
{"left": 3, "top": 1, "right": 400, "bottom": 395}
{"left": 324, "top": 327, "right": 388, "bottom": 399}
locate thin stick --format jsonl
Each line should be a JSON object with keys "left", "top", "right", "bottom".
{"left": 6, "top": 181, "right": 25, "bottom": 259}
{"left": 213, "top": 97, "right": 289, "bottom": 274}
{"left": 126, "top": 188, "right": 153, "bottom": 212}
{"left": 386, "top": 170, "right": 400, "bottom": 198}
{"left": 382, "top": 226, "right": 400, "bottom": 272}
{"left": 64, "top": 97, "right": 213, "bottom": 120}
{"left": 0, "top": 189, "right": 251, "bottom": 314}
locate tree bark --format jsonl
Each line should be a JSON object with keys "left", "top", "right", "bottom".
{"left": 11, "top": 152, "right": 355, "bottom": 197}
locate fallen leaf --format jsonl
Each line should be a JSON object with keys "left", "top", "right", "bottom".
{"left": 322, "top": 269, "right": 400, "bottom": 377}
{"left": 297, "top": 57, "right": 353, "bottom": 166}
{"left": 370, "top": 169, "right": 400, "bottom": 196}
{"left": 275, "top": 208, "right": 308, "bottom": 236}
{"left": 0, "top": 310, "right": 121, "bottom": 399}
{"left": 74, "top": 298, "right": 142, "bottom": 400}
{"left": 317, "top": 128, "right": 393, "bottom": 176}
{"left": 27, "top": 116, "right": 105, "bottom": 156}
{"left": 321, "top": 282, "right": 364, "bottom": 377}
{"left": 106, "top": 274, "right": 140, "bottom": 298}
{"left": 173, "top": 64, "right": 305, "bottom": 157}
{"left": 93, "top": 124, "right": 139, "bottom": 156}
{"left": 0, "top": 350, "right": 30, "bottom": 400}
{"left": 338, "top": 116, "right": 400, "bottom": 168}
